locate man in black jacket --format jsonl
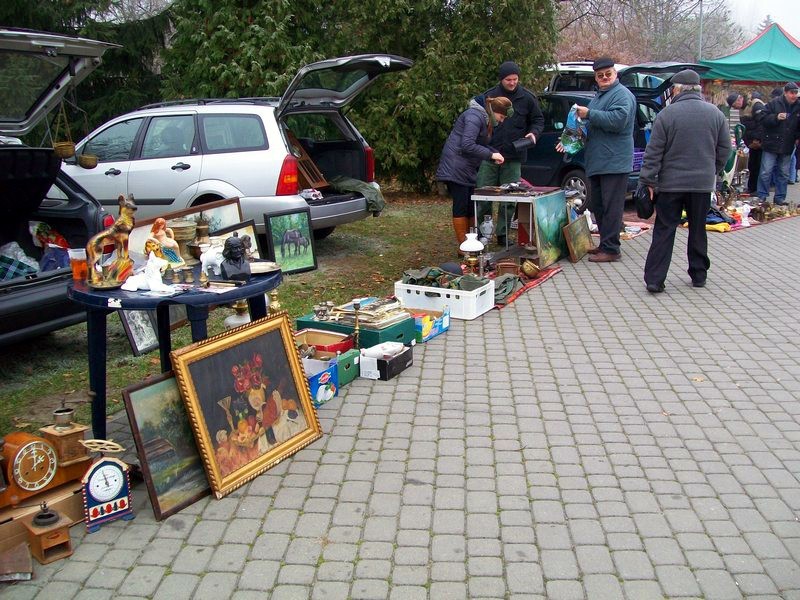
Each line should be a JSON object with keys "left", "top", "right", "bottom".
{"left": 740, "top": 92, "right": 766, "bottom": 194}
{"left": 474, "top": 61, "right": 544, "bottom": 246}
{"left": 755, "top": 82, "right": 800, "bottom": 204}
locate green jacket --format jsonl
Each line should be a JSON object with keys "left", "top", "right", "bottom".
{"left": 584, "top": 81, "right": 636, "bottom": 176}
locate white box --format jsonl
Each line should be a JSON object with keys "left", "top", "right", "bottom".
{"left": 394, "top": 279, "right": 495, "bottom": 320}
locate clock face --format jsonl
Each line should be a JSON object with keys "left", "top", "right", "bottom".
{"left": 12, "top": 440, "right": 58, "bottom": 491}
{"left": 88, "top": 463, "right": 125, "bottom": 502}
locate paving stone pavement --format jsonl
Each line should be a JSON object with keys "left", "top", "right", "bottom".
{"left": 4, "top": 194, "right": 800, "bottom": 599}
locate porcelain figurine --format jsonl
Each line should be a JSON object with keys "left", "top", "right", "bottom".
{"left": 86, "top": 194, "right": 137, "bottom": 289}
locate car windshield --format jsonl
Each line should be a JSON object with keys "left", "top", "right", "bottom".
{"left": 0, "top": 50, "right": 67, "bottom": 122}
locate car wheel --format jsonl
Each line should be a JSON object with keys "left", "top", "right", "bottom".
{"left": 313, "top": 226, "right": 336, "bottom": 241}
{"left": 561, "top": 169, "right": 587, "bottom": 203}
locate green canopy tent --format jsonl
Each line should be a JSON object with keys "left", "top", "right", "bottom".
{"left": 700, "top": 24, "right": 800, "bottom": 83}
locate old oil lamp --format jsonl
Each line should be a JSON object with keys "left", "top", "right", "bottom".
{"left": 459, "top": 230, "right": 484, "bottom": 275}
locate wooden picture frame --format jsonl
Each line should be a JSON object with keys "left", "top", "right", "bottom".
{"left": 264, "top": 208, "right": 317, "bottom": 274}
{"left": 119, "top": 310, "right": 159, "bottom": 356}
{"left": 533, "top": 193, "right": 570, "bottom": 268}
{"left": 210, "top": 219, "right": 262, "bottom": 260}
{"left": 128, "top": 197, "right": 243, "bottom": 266}
{"left": 563, "top": 214, "right": 596, "bottom": 262}
{"left": 170, "top": 312, "right": 322, "bottom": 499}
{"left": 122, "top": 372, "right": 210, "bottom": 520}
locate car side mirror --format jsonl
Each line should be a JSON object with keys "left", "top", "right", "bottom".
{"left": 554, "top": 122, "right": 564, "bottom": 131}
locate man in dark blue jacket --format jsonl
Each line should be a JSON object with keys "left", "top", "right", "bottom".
{"left": 474, "top": 61, "right": 544, "bottom": 246}
{"left": 756, "top": 82, "right": 800, "bottom": 204}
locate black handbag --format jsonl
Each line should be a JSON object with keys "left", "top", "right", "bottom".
{"left": 635, "top": 184, "right": 655, "bottom": 219}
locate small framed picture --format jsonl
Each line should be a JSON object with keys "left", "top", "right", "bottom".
{"left": 119, "top": 310, "right": 159, "bottom": 356}
{"left": 170, "top": 312, "right": 322, "bottom": 499}
{"left": 123, "top": 372, "right": 211, "bottom": 520}
{"left": 210, "top": 219, "right": 262, "bottom": 260}
{"left": 263, "top": 208, "right": 317, "bottom": 274}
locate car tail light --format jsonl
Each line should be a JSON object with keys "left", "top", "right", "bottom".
{"left": 365, "top": 146, "right": 375, "bottom": 182}
{"left": 276, "top": 155, "right": 299, "bottom": 195}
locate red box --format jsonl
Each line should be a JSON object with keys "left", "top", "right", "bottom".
{"left": 294, "top": 328, "right": 354, "bottom": 353}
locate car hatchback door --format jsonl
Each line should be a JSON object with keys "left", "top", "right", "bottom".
{"left": 126, "top": 114, "right": 201, "bottom": 211}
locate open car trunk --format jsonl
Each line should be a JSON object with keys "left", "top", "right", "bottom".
{"left": 0, "top": 147, "right": 105, "bottom": 343}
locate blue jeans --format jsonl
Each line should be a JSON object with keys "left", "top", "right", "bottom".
{"left": 758, "top": 151, "right": 792, "bottom": 203}
{"left": 791, "top": 149, "right": 797, "bottom": 184}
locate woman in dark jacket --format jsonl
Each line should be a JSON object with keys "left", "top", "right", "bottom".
{"left": 436, "top": 97, "right": 510, "bottom": 252}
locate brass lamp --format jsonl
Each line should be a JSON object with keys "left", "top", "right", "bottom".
{"left": 459, "top": 230, "right": 484, "bottom": 275}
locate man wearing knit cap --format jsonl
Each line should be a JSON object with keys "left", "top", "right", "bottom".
{"left": 639, "top": 69, "right": 729, "bottom": 293}
{"left": 474, "top": 60, "right": 544, "bottom": 246}
{"left": 755, "top": 81, "right": 800, "bottom": 204}
{"left": 740, "top": 91, "right": 766, "bottom": 194}
{"left": 558, "top": 56, "right": 636, "bottom": 263}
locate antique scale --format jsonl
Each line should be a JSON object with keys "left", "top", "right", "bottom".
{"left": 79, "top": 439, "right": 135, "bottom": 532}
{"left": 0, "top": 402, "right": 92, "bottom": 510}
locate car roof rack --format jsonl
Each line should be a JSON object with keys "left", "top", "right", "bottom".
{"left": 137, "top": 97, "right": 281, "bottom": 110}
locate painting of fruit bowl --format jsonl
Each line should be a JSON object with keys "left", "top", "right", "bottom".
{"left": 171, "top": 312, "right": 321, "bottom": 498}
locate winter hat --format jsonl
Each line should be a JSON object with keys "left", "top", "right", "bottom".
{"left": 784, "top": 82, "right": 799, "bottom": 92}
{"left": 672, "top": 69, "right": 701, "bottom": 85}
{"left": 726, "top": 92, "right": 741, "bottom": 107}
{"left": 750, "top": 91, "right": 763, "bottom": 100}
{"left": 498, "top": 61, "right": 520, "bottom": 80}
{"left": 592, "top": 57, "right": 615, "bottom": 71}
{"left": 771, "top": 88, "right": 782, "bottom": 98}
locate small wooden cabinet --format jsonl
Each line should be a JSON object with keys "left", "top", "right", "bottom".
{"left": 23, "top": 513, "right": 73, "bottom": 564}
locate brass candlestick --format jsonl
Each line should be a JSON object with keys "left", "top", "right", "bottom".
{"left": 353, "top": 300, "right": 361, "bottom": 349}
{"left": 269, "top": 289, "right": 282, "bottom": 315}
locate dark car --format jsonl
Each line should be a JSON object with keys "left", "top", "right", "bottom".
{"left": 522, "top": 62, "right": 707, "bottom": 203}
{"left": 0, "top": 28, "right": 116, "bottom": 346}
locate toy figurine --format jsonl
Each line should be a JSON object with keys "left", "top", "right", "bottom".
{"left": 86, "top": 194, "right": 137, "bottom": 289}
{"left": 221, "top": 234, "right": 251, "bottom": 282}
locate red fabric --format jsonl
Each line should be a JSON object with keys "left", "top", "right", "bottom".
{"left": 495, "top": 266, "right": 562, "bottom": 309}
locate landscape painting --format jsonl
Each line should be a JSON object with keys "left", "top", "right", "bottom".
{"left": 264, "top": 208, "right": 317, "bottom": 274}
{"left": 563, "top": 214, "right": 596, "bottom": 262}
{"left": 123, "top": 372, "right": 210, "bottom": 520}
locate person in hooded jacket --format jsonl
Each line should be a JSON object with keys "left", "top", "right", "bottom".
{"left": 436, "top": 96, "right": 509, "bottom": 252}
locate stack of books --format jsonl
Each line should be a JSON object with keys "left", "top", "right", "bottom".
{"left": 329, "top": 297, "right": 410, "bottom": 330}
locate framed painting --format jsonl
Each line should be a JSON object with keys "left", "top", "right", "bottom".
{"left": 263, "top": 208, "right": 317, "bottom": 274}
{"left": 533, "top": 192, "right": 569, "bottom": 268}
{"left": 170, "top": 312, "right": 322, "bottom": 499}
{"left": 563, "top": 215, "right": 596, "bottom": 262}
{"left": 119, "top": 310, "right": 159, "bottom": 356}
{"left": 128, "top": 197, "right": 242, "bottom": 266}
{"left": 210, "top": 219, "right": 262, "bottom": 260}
{"left": 122, "top": 372, "right": 210, "bottom": 520}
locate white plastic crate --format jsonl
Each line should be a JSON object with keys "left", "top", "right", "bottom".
{"left": 394, "top": 279, "right": 495, "bottom": 320}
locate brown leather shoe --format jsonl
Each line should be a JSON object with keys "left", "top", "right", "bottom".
{"left": 586, "top": 246, "right": 601, "bottom": 254}
{"left": 588, "top": 252, "right": 621, "bottom": 263}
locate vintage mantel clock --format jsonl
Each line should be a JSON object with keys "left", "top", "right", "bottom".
{"left": 0, "top": 419, "right": 91, "bottom": 510}
{"left": 80, "top": 446, "right": 135, "bottom": 532}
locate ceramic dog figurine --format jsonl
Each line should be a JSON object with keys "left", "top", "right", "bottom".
{"left": 86, "top": 194, "right": 137, "bottom": 288}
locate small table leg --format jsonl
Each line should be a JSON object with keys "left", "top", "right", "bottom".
{"left": 86, "top": 307, "right": 111, "bottom": 439}
{"left": 186, "top": 305, "right": 209, "bottom": 342}
{"left": 155, "top": 305, "right": 172, "bottom": 372}
{"left": 248, "top": 294, "right": 268, "bottom": 321}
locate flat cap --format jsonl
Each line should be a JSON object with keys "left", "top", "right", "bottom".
{"left": 672, "top": 69, "right": 701, "bottom": 85}
{"left": 726, "top": 92, "right": 741, "bottom": 107}
{"left": 784, "top": 81, "right": 799, "bottom": 91}
{"left": 592, "top": 57, "right": 614, "bottom": 71}
{"left": 498, "top": 61, "right": 520, "bottom": 80}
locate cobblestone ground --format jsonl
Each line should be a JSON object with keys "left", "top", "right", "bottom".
{"left": 4, "top": 195, "right": 800, "bottom": 599}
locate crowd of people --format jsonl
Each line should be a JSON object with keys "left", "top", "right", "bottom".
{"left": 435, "top": 57, "right": 800, "bottom": 295}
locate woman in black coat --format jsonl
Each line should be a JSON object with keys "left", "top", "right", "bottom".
{"left": 436, "top": 97, "right": 510, "bottom": 253}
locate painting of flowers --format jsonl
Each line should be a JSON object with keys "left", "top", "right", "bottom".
{"left": 170, "top": 312, "right": 322, "bottom": 498}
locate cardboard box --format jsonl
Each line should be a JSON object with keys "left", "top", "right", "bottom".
{"left": 296, "top": 313, "right": 417, "bottom": 348}
{"left": 404, "top": 308, "right": 450, "bottom": 343}
{"left": 359, "top": 345, "right": 413, "bottom": 381}
{"left": 293, "top": 328, "right": 354, "bottom": 354}
{"left": 336, "top": 348, "right": 360, "bottom": 387}
{"left": 0, "top": 481, "right": 84, "bottom": 554}
{"left": 302, "top": 355, "right": 339, "bottom": 407}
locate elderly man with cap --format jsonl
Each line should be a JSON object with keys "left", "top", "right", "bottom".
{"left": 639, "top": 69, "right": 729, "bottom": 293}
{"left": 755, "top": 81, "right": 800, "bottom": 204}
{"left": 558, "top": 56, "right": 636, "bottom": 262}
{"left": 474, "top": 61, "right": 544, "bottom": 246}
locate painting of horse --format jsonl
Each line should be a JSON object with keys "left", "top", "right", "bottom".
{"left": 264, "top": 208, "right": 317, "bottom": 274}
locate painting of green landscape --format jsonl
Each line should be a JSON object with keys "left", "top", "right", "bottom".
{"left": 123, "top": 373, "right": 210, "bottom": 520}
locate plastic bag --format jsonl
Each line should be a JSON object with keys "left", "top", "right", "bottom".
{"left": 560, "top": 104, "right": 587, "bottom": 155}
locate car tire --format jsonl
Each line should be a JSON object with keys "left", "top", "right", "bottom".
{"left": 313, "top": 226, "right": 336, "bottom": 241}
{"left": 561, "top": 169, "right": 588, "bottom": 204}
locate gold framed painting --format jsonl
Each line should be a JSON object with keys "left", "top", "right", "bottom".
{"left": 170, "top": 312, "right": 322, "bottom": 499}
{"left": 562, "top": 214, "right": 596, "bottom": 262}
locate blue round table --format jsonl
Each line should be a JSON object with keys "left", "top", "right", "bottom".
{"left": 68, "top": 269, "right": 282, "bottom": 438}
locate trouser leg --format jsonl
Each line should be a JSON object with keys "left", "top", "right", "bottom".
{"left": 644, "top": 191, "right": 683, "bottom": 286}
{"left": 773, "top": 153, "right": 792, "bottom": 203}
{"left": 757, "top": 152, "right": 777, "bottom": 199}
{"left": 593, "top": 173, "right": 627, "bottom": 255}
{"left": 685, "top": 191, "right": 711, "bottom": 283}
{"left": 494, "top": 161, "right": 522, "bottom": 241}
{"left": 747, "top": 149, "right": 761, "bottom": 193}
{"left": 475, "top": 161, "right": 499, "bottom": 230}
